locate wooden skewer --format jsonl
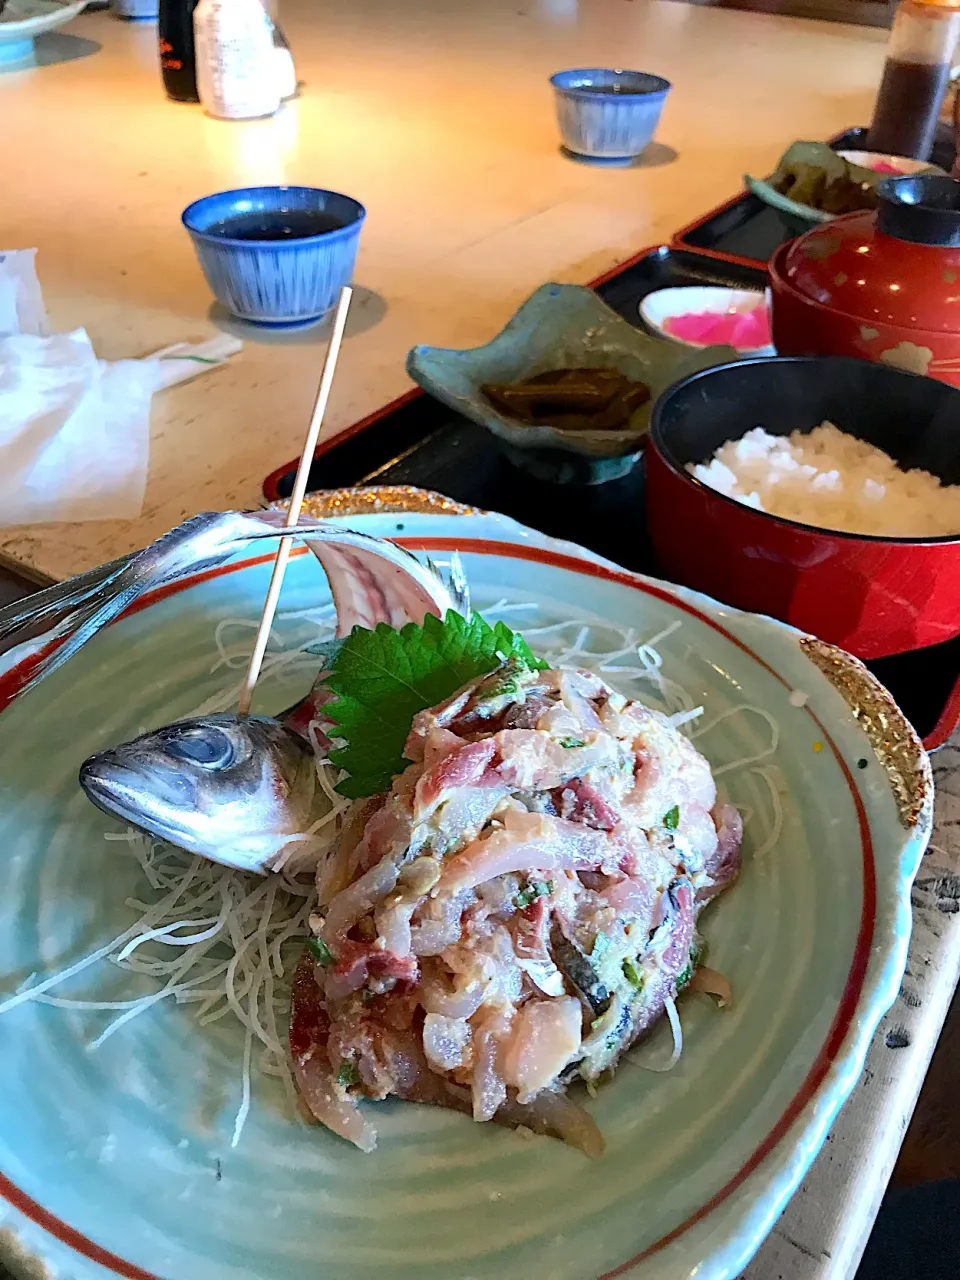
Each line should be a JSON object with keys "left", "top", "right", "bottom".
{"left": 237, "top": 286, "right": 353, "bottom": 716}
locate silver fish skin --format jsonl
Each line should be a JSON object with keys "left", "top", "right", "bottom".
{"left": 80, "top": 715, "right": 327, "bottom": 875}
{"left": 0, "top": 509, "right": 468, "bottom": 701}
{"left": 45, "top": 509, "right": 468, "bottom": 873}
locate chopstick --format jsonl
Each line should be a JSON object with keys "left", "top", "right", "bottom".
{"left": 236, "top": 287, "right": 353, "bottom": 716}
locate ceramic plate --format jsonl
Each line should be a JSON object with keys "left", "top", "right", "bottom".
{"left": 638, "top": 286, "right": 774, "bottom": 357}
{"left": 835, "top": 151, "right": 947, "bottom": 177}
{"left": 0, "top": 0, "right": 86, "bottom": 39}
{"left": 0, "top": 502, "right": 932, "bottom": 1280}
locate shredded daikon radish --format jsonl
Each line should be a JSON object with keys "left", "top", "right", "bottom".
{"left": 642, "top": 620, "right": 683, "bottom": 651}
{"left": 1, "top": 826, "right": 324, "bottom": 1142}
{"left": 664, "top": 996, "right": 683, "bottom": 1066}
{"left": 693, "top": 705, "right": 780, "bottom": 776}
{"left": 747, "top": 765, "right": 786, "bottom": 860}
{"left": 232, "top": 1027, "right": 254, "bottom": 1149}
{"left": 116, "top": 914, "right": 227, "bottom": 961}
{"left": 0, "top": 858, "right": 206, "bottom": 1015}
{"left": 668, "top": 706, "right": 704, "bottom": 729}
{"left": 628, "top": 996, "right": 684, "bottom": 1073}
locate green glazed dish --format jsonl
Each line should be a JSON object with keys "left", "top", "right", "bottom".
{"left": 0, "top": 501, "right": 932, "bottom": 1280}
{"left": 744, "top": 140, "right": 937, "bottom": 238}
{"left": 407, "top": 284, "right": 736, "bottom": 485}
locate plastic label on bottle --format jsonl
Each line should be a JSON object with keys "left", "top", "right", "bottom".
{"left": 194, "top": 0, "right": 281, "bottom": 120}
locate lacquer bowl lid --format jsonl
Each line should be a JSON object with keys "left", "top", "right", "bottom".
{"left": 781, "top": 175, "right": 960, "bottom": 334}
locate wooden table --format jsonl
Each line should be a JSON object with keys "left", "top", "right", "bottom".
{"left": 0, "top": 0, "right": 891, "bottom": 582}
{"left": 0, "top": 2, "right": 958, "bottom": 1277}
{"left": 744, "top": 736, "right": 960, "bottom": 1278}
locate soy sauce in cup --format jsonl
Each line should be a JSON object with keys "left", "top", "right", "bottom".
{"left": 211, "top": 211, "right": 346, "bottom": 240}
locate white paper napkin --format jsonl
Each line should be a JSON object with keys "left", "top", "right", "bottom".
{"left": 0, "top": 329, "right": 157, "bottom": 524}
{"left": 0, "top": 249, "right": 49, "bottom": 339}
{"left": 0, "top": 252, "right": 242, "bottom": 527}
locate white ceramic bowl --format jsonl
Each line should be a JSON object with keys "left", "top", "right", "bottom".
{"left": 835, "top": 150, "right": 947, "bottom": 176}
{"left": 640, "top": 285, "right": 774, "bottom": 356}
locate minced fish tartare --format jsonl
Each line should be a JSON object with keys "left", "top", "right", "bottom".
{"left": 290, "top": 660, "right": 742, "bottom": 1154}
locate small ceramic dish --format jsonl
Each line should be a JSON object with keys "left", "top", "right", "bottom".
{"left": 835, "top": 150, "right": 946, "bottom": 177}
{"left": 746, "top": 141, "right": 945, "bottom": 237}
{"left": 406, "top": 282, "right": 736, "bottom": 486}
{"left": 0, "top": 0, "right": 86, "bottom": 65}
{"left": 640, "top": 286, "right": 774, "bottom": 356}
{"left": 550, "top": 67, "right": 671, "bottom": 161}
{"left": 744, "top": 176, "right": 830, "bottom": 236}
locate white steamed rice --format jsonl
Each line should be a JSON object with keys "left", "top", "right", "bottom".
{"left": 689, "top": 422, "right": 960, "bottom": 537}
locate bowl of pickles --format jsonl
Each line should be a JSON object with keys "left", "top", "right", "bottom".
{"left": 745, "top": 140, "right": 943, "bottom": 238}
{"left": 406, "top": 283, "right": 736, "bottom": 484}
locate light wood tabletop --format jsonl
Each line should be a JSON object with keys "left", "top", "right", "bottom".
{"left": 0, "top": 0, "right": 890, "bottom": 583}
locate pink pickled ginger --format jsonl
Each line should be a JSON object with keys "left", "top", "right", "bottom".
{"left": 664, "top": 304, "right": 771, "bottom": 350}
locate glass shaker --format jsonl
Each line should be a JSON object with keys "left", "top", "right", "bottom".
{"left": 867, "top": 0, "right": 960, "bottom": 161}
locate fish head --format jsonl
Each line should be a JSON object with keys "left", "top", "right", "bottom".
{"left": 79, "top": 714, "right": 327, "bottom": 874}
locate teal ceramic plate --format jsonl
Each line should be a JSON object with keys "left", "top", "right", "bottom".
{"left": 406, "top": 284, "right": 736, "bottom": 484}
{"left": 0, "top": 0, "right": 87, "bottom": 64}
{"left": 0, "top": 498, "right": 932, "bottom": 1280}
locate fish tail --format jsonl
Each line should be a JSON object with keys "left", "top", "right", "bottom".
{"left": 0, "top": 557, "right": 129, "bottom": 649}
{"left": 0, "top": 511, "right": 471, "bottom": 704}
{"left": 279, "top": 523, "right": 471, "bottom": 618}
{"left": 0, "top": 512, "right": 249, "bottom": 700}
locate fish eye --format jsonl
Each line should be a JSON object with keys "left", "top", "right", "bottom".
{"left": 166, "top": 726, "right": 234, "bottom": 768}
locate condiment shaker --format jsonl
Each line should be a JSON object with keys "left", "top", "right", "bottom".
{"left": 867, "top": 0, "right": 960, "bottom": 160}
{"left": 159, "top": 0, "right": 201, "bottom": 102}
{"left": 194, "top": 0, "right": 281, "bottom": 120}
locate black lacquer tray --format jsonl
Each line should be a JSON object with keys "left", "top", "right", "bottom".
{"left": 671, "top": 125, "right": 959, "bottom": 268}
{"left": 262, "top": 244, "right": 959, "bottom": 751}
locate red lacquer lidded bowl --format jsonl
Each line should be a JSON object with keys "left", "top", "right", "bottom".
{"left": 771, "top": 174, "right": 960, "bottom": 385}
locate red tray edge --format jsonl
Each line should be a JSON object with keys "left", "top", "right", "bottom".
{"left": 669, "top": 189, "right": 768, "bottom": 271}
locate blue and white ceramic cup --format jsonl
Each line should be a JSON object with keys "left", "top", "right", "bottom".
{"left": 111, "top": 0, "right": 159, "bottom": 19}
{"left": 182, "top": 186, "right": 366, "bottom": 328}
{"left": 550, "top": 68, "right": 671, "bottom": 161}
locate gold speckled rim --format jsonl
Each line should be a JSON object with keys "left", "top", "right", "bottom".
{"left": 800, "top": 636, "right": 933, "bottom": 830}
{"left": 269, "top": 486, "right": 481, "bottom": 519}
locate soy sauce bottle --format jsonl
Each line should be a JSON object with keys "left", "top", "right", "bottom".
{"left": 158, "top": 0, "right": 201, "bottom": 103}
{"left": 867, "top": 0, "right": 960, "bottom": 160}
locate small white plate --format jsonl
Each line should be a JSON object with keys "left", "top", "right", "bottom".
{"left": 835, "top": 150, "right": 946, "bottom": 176}
{"left": 639, "top": 286, "right": 774, "bottom": 356}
